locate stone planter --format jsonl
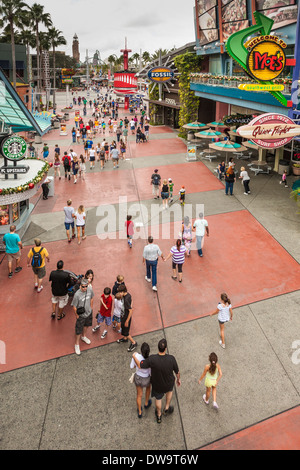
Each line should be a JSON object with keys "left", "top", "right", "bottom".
{"left": 292, "top": 165, "right": 300, "bottom": 176}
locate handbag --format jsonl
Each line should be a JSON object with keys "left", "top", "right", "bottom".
{"left": 129, "top": 372, "right": 135, "bottom": 384}
{"left": 77, "top": 291, "right": 87, "bottom": 315}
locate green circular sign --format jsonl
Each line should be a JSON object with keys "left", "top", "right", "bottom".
{"left": 1, "top": 135, "right": 27, "bottom": 161}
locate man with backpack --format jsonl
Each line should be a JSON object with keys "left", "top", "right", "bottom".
{"left": 151, "top": 169, "right": 161, "bottom": 199}
{"left": 27, "top": 238, "right": 50, "bottom": 293}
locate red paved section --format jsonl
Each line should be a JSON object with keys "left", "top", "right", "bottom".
{"left": 153, "top": 210, "right": 300, "bottom": 327}
{"left": 148, "top": 126, "right": 174, "bottom": 134}
{"left": 135, "top": 162, "right": 223, "bottom": 200}
{"left": 0, "top": 236, "right": 162, "bottom": 373}
{"left": 201, "top": 407, "right": 300, "bottom": 450}
{"left": 130, "top": 138, "right": 187, "bottom": 158}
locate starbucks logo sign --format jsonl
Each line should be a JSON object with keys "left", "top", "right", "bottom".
{"left": 1, "top": 135, "right": 27, "bottom": 161}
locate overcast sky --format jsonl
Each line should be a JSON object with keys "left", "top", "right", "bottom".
{"left": 26, "top": 0, "right": 196, "bottom": 61}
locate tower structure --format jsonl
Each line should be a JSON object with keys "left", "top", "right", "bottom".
{"left": 72, "top": 34, "right": 80, "bottom": 63}
{"left": 114, "top": 38, "right": 137, "bottom": 110}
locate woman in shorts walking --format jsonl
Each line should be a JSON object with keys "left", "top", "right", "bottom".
{"left": 131, "top": 343, "right": 152, "bottom": 418}
{"left": 210, "top": 293, "right": 233, "bottom": 349}
{"left": 75, "top": 205, "right": 86, "bottom": 245}
{"left": 198, "top": 352, "right": 222, "bottom": 409}
{"left": 164, "top": 239, "right": 187, "bottom": 283}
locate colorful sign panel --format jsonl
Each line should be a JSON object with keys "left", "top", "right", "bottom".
{"left": 236, "top": 113, "right": 300, "bottom": 148}
{"left": 196, "top": 0, "right": 218, "bottom": 45}
{"left": 147, "top": 67, "right": 175, "bottom": 83}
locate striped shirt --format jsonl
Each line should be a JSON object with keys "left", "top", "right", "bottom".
{"left": 170, "top": 245, "right": 187, "bottom": 264}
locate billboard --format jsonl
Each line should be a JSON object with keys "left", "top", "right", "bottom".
{"left": 196, "top": 0, "right": 219, "bottom": 45}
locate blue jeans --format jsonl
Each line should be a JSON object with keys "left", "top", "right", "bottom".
{"left": 225, "top": 181, "right": 234, "bottom": 195}
{"left": 146, "top": 259, "right": 158, "bottom": 287}
{"left": 196, "top": 235, "right": 203, "bottom": 256}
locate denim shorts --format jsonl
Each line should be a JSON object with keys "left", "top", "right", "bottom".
{"left": 112, "top": 315, "right": 121, "bottom": 323}
{"left": 65, "top": 222, "right": 74, "bottom": 230}
{"left": 96, "top": 313, "right": 112, "bottom": 326}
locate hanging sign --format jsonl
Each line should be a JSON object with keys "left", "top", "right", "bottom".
{"left": 236, "top": 113, "right": 300, "bottom": 149}
{"left": 147, "top": 67, "right": 174, "bottom": 83}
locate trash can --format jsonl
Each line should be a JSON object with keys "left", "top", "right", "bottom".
{"left": 64, "top": 112, "right": 70, "bottom": 121}
{"left": 278, "top": 160, "right": 290, "bottom": 176}
{"left": 47, "top": 176, "right": 55, "bottom": 197}
{"left": 187, "top": 131, "right": 194, "bottom": 141}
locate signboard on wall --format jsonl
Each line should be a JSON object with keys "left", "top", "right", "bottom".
{"left": 196, "top": 0, "right": 219, "bottom": 45}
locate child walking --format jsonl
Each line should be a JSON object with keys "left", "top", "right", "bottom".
{"left": 112, "top": 292, "right": 123, "bottom": 333}
{"left": 280, "top": 170, "right": 288, "bottom": 187}
{"left": 168, "top": 178, "right": 174, "bottom": 203}
{"left": 179, "top": 185, "right": 186, "bottom": 205}
{"left": 125, "top": 215, "right": 134, "bottom": 248}
{"left": 210, "top": 293, "right": 233, "bottom": 349}
{"left": 92, "top": 287, "right": 113, "bottom": 338}
{"left": 74, "top": 205, "right": 86, "bottom": 245}
{"left": 198, "top": 352, "right": 222, "bottom": 409}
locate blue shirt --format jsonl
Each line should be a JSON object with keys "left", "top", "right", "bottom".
{"left": 3, "top": 232, "right": 21, "bottom": 254}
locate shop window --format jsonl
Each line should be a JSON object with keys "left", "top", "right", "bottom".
{"left": 0, "top": 206, "right": 9, "bottom": 226}
{"left": 12, "top": 203, "right": 19, "bottom": 223}
{"left": 20, "top": 200, "right": 28, "bottom": 216}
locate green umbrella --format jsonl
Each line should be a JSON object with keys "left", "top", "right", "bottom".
{"left": 207, "top": 121, "right": 227, "bottom": 127}
{"left": 183, "top": 121, "right": 208, "bottom": 130}
{"left": 209, "top": 140, "right": 247, "bottom": 162}
{"left": 195, "top": 128, "right": 225, "bottom": 139}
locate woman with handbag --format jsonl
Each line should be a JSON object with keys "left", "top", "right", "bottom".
{"left": 130, "top": 343, "right": 152, "bottom": 418}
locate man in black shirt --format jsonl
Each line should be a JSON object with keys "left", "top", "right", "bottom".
{"left": 49, "top": 260, "right": 71, "bottom": 320}
{"left": 117, "top": 285, "right": 137, "bottom": 352}
{"left": 133, "top": 338, "right": 180, "bottom": 423}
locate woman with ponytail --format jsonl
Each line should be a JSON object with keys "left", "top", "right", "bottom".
{"left": 210, "top": 293, "right": 233, "bottom": 349}
{"left": 198, "top": 352, "right": 222, "bottom": 409}
{"left": 164, "top": 239, "right": 187, "bottom": 283}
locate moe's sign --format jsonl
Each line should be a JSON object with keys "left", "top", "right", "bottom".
{"left": 148, "top": 67, "right": 174, "bottom": 83}
{"left": 237, "top": 113, "right": 300, "bottom": 149}
{"left": 246, "top": 35, "right": 286, "bottom": 82}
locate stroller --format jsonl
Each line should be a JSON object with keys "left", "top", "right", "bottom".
{"left": 65, "top": 270, "right": 84, "bottom": 297}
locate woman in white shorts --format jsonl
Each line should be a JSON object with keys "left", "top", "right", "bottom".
{"left": 75, "top": 205, "right": 86, "bottom": 245}
{"left": 131, "top": 343, "right": 152, "bottom": 418}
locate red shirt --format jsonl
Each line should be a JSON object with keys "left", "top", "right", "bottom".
{"left": 100, "top": 294, "right": 112, "bottom": 317}
{"left": 126, "top": 220, "right": 134, "bottom": 236}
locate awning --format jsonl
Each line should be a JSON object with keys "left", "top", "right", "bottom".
{"left": 0, "top": 68, "right": 50, "bottom": 136}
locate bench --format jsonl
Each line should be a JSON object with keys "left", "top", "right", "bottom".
{"left": 249, "top": 165, "right": 272, "bottom": 175}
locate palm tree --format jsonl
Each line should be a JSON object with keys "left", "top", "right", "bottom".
{"left": 47, "top": 27, "right": 66, "bottom": 108}
{"left": 107, "top": 54, "right": 118, "bottom": 74}
{"left": 27, "top": 3, "right": 52, "bottom": 97}
{"left": 0, "top": 0, "right": 30, "bottom": 89}
{"left": 151, "top": 49, "right": 169, "bottom": 61}
{"left": 142, "top": 51, "right": 151, "bottom": 65}
{"left": 131, "top": 52, "right": 140, "bottom": 69}
{"left": 18, "top": 28, "right": 36, "bottom": 84}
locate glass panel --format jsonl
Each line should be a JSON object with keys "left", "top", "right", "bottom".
{"left": 12, "top": 203, "right": 19, "bottom": 223}
{"left": 0, "top": 205, "right": 9, "bottom": 226}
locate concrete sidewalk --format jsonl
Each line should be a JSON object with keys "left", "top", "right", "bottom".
{"left": 0, "top": 89, "right": 299, "bottom": 451}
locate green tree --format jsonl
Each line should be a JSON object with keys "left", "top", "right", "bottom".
{"left": 18, "top": 27, "right": 36, "bottom": 83}
{"left": 27, "top": 3, "right": 52, "bottom": 97}
{"left": 0, "top": 0, "right": 30, "bottom": 88}
{"left": 47, "top": 27, "right": 67, "bottom": 107}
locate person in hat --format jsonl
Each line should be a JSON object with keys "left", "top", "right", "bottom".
{"left": 71, "top": 278, "right": 94, "bottom": 355}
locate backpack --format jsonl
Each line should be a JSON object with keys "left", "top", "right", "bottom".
{"left": 31, "top": 247, "right": 43, "bottom": 268}
{"left": 153, "top": 174, "right": 160, "bottom": 185}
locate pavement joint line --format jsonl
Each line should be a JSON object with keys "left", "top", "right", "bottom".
{"left": 38, "top": 359, "right": 59, "bottom": 450}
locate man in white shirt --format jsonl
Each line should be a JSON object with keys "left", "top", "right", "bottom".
{"left": 193, "top": 212, "right": 209, "bottom": 257}
{"left": 69, "top": 149, "right": 77, "bottom": 162}
{"left": 142, "top": 236, "right": 165, "bottom": 291}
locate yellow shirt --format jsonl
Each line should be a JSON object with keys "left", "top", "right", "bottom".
{"left": 28, "top": 247, "right": 49, "bottom": 268}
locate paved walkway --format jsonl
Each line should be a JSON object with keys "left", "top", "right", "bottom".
{"left": 0, "top": 90, "right": 300, "bottom": 450}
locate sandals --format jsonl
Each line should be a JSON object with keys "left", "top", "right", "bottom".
{"left": 57, "top": 312, "right": 66, "bottom": 320}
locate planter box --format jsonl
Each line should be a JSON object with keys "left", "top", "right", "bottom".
{"left": 292, "top": 166, "right": 300, "bottom": 176}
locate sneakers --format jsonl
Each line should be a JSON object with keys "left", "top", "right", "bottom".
{"left": 81, "top": 336, "right": 91, "bottom": 345}
{"left": 127, "top": 342, "right": 137, "bottom": 352}
{"left": 145, "top": 276, "right": 151, "bottom": 282}
{"left": 15, "top": 267, "right": 22, "bottom": 273}
{"left": 117, "top": 338, "right": 128, "bottom": 344}
{"left": 8, "top": 272, "right": 13, "bottom": 278}
{"left": 75, "top": 344, "right": 81, "bottom": 355}
{"left": 203, "top": 394, "right": 209, "bottom": 405}
{"left": 213, "top": 401, "right": 219, "bottom": 410}
{"left": 37, "top": 286, "right": 43, "bottom": 293}
{"left": 101, "top": 330, "right": 107, "bottom": 339}
{"left": 219, "top": 340, "right": 225, "bottom": 349}
{"left": 152, "top": 286, "right": 157, "bottom": 292}
{"left": 92, "top": 325, "right": 100, "bottom": 333}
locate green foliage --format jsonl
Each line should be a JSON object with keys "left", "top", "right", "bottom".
{"left": 149, "top": 84, "right": 161, "bottom": 125}
{"left": 174, "top": 52, "right": 202, "bottom": 138}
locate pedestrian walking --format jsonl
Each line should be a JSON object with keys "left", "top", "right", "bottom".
{"left": 193, "top": 212, "right": 209, "bottom": 257}
{"left": 27, "top": 238, "right": 49, "bottom": 293}
{"left": 112, "top": 274, "right": 125, "bottom": 297}
{"left": 168, "top": 178, "right": 174, "bottom": 203}
{"left": 42, "top": 143, "right": 49, "bottom": 159}
{"left": 72, "top": 278, "right": 94, "bottom": 356}
{"left": 130, "top": 342, "right": 152, "bottom": 418}
{"left": 116, "top": 284, "right": 137, "bottom": 352}
{"left": 3, "top": 225, "right": 23, "bottom": 278}
{"left": 112, "top": 292, "right": 123, "bottom": 333}
{"left": 198, "top": 352, "right": 222, "bottom": 409}
{"left": 161, "top": 179, "right": 169, "bottom": 210}
{"left": 217, "top": 161, "right": 226, "bottom": 180}
{"left": 62, "top": 152, "right": 71, "bottom": 180}
{"left": 74, "top": 205, "right": 86, "bottom": 245}
{"left": 110, "top": 146, "right": 120, "bottom": 169}
{"left": 54, "top": 153, "right": 61, "bottom": 179}
{"left": 64, "top": 199, "right": 76, "bottom": 243}
{"left": 182, "top": 216, "right": 193, "bottom": 256}
{"left": 210, "top": 293, "right": 233, "bottom": 349}
{"left": 72, "top": 155, "right": 80, "bottom": 183}
{"left": 49, "top": 260, "right": 71, "bottom": 320}
{"left": 164, "top": 239, "right": 187, "bottom": 283}
{"left": 120, "top": 139, "right": 126, "bottom": 159}
{"left": 225, "top": 166, "right": 235, "bottom": 195}
{"left": 151, "top": 169, "right": 161, "bottom": 199}
{"left": 89, "top": 146, "right": 96, "bottom": 169}
{"left": 126, "top": 215, "right": 134, "bottom": 248}
{"left": 280, "top": 169, "right": 288, "bottom": 188}
{"left": 132, "top": 338, "right": 180, "bottom": 424}
{"left": 179, "top": 185, "right": 186, "bottom": 205}
{"left": 79, "top": 154, "right": 86, "bottom": 180}
{"left": 239, "top": 166, "right": 251, "bottom": 195}
{"left": 143, "top": 236, "right": 165, "bottom": 292}
{"left": 92, "top": 287, "right": 113, "bottom": 338}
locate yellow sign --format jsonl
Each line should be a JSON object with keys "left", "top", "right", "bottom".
{"left": 246, "top": 36, "right": 286, "bottom": 82}
{"left": 238, "top": 84, "right": 284, "bottom": 91}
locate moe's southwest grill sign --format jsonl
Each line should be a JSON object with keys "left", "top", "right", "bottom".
{"left": 226, "top": 11, "right": 295, "bottom": 107}
{"left": 147, "top": 67, "right": 174, "bottom": 83}
{"left": 237, "top": 114, "right": 300, "bottom": 149}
